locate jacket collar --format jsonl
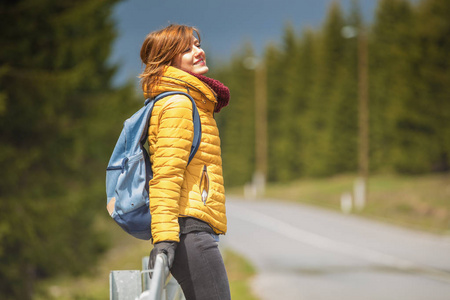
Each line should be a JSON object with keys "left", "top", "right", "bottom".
{"left": 145, "top": 66, "right": 217, "bottom": 106}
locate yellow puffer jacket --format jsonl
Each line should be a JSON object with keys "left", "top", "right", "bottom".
{"left": 146, "top": 66, "right": 226, "bottom": 243}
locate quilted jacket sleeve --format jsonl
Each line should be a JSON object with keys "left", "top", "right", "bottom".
{"left": 149, "top": 95, "right": 194, "bottom": 243}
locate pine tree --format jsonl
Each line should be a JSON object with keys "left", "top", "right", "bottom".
{"left": 295, "top": 28, "right": 317, "bottom": 176}
{"left": 303, "top": 1, "right": 347, "bottom": 176}
{"left": 0, "top": 1, "right": 134, "bottom": 298}
{"left": 212, "top": 44, "right": 256, "bottom": 187}
{"left": 325, "top": 0, "right": 361, "bottom": 174}
{"left": 411, "top": 0, "right": 450, "bottom": 172}
{"left": 266, "top": 23, "right": 303, "bottom": 181}
{"left": 370, "top": 0, "right": 416, "bottom": 172}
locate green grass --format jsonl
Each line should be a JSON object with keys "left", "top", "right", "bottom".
{"left": 261, "top": 173, "right": 450, "bottom": 234}
{"left": 223, "top": 249, "right": 259, "bottom": 300}
{"left": 36, "top": 218, "right": 259, "bottom": 299}
{"left": 36, "top": 220, "right": 150, "bottom": 300}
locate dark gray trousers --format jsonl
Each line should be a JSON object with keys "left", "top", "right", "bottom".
{"left": 170, "top": 231, "right": 231, "bottom": 300}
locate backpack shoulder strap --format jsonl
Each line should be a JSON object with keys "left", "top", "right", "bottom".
{"left": 143, "top": 91, "right": 202, "bottom": 165}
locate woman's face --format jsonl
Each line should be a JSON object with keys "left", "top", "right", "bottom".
{"left": 173, "top": 37, "right": 208, "bottom": 75}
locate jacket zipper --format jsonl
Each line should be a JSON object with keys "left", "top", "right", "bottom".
{"left": 199, "top": 165, "right": 209, "bottom": 205}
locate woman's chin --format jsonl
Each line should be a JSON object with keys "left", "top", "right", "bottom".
{"left": 193, "top": 65, "right": 209, "bottom": 75}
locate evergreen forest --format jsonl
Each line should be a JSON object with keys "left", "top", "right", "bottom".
{"left": 212, "top": 0, "right": 450, "bottom": 186}
{"left": 0, "top": 0, "right": 448, "bottom": 298}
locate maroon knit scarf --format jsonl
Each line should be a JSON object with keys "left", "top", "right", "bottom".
{"left": 187, "top": 72, "right": 230, "bottom": 113}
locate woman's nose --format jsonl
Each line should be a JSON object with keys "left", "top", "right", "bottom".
{"left": 194, "top": 46, "right": 204, "bottom": 56}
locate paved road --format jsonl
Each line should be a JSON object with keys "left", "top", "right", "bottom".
{"left": 221, "top": 197, "right": 450, "bottom": 300}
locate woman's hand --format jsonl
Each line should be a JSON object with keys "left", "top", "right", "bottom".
{"left": 148, "top": 241, "right": 178, "bottom": 270}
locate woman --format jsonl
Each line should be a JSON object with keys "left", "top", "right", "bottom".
{"left": 139, "top": 24, "right": 231, "bottom": 300}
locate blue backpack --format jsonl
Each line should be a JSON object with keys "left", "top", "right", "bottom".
{"left": 106, "top": 91, "right": 201, "bottom": 240}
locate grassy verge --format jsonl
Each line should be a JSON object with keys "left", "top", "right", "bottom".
{"left": 37, "top": 219, "right": 259, "bottom": 299}
{"left": 36, "top": 220, "right": 150, "bottom": 300}
{"left": 261, "top": 173, "right": 450, "bottom": 234}
{"left": 223, "top": 249, "right": 259, "bottom": 300}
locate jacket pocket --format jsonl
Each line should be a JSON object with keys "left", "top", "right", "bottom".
{"left": 199, "top": 165, "right": 209, "bottom": 205}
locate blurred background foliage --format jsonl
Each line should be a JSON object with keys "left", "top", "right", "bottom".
{"left": 212, "top": 0, "right": 450, "bottom": 185}
{"left": 0, "top": 0, "right": 141, "bottom": 298}
{"left": 0, "top": 0, "right": 448, "bottom": 299}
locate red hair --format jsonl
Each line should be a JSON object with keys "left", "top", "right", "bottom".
{"left": 139, "top": 24, "right": 201, "bottom": 94}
